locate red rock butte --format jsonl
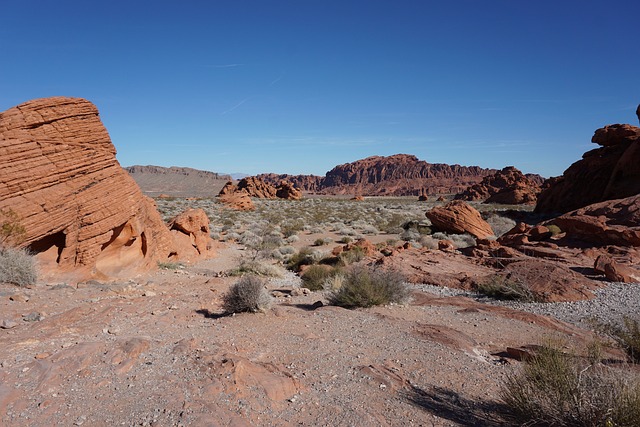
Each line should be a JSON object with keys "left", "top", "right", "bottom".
{"left": 0, "top": 97, "right": 212, "bottom": 281}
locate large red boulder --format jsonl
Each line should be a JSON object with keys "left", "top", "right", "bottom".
{"left": 425, "top": 201, "right": 494, "bottom": 239}
{"left": 0, "top": 97, "right": 179, "bottom": 280}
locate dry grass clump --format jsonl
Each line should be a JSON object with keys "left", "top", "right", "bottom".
{"left": 485, "top": 213, "right": 516, "bottom": 237}
{"left": 328, "top": 266, "right": 410, "bottom": 308}
{"left": 0, "top": 247, "right": 37, "bottom": 286}
{"left": 475, "top": 275, "right": 539, "bottom": 302}
{"left": 501, "top": 340, "right": 640, "bottom": 426}
{"left": 301, "top": 265, "right": 343, "bottom": 291}
{"left": 600, "top": 317, "right": 640, "bottom": 364}
{"left": 228, "top": 260, "right": 285, "bottom": 278}
{"left": 337, "top": 246, "right": 366, "bottom": 266}
{"left": 222, "top": 275, "right": 272, "bottom": 314}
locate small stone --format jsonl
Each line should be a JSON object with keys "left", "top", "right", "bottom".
{"left": 143, "top": 291, "right": 156, "bottom": 297}
{"left": 34, "top": 352, "right": 50, "bottom": 360}
{"left": 22, "top": 312, "right": 43, "bottom": 322}
{"left": 9, "top": 294, "right": 29, "bottom": 303}
{"left": 0, "top": 319, "right": 18, "bottom": 329}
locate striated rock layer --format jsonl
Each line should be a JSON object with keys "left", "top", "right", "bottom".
{"left": 259, "top": 154, "right": 498, "bottom": 196}
{"left": 535, "top": 120, "right": 640, "bottom": 214}
{"left": 0, "top": 97, "right": 208, "bottom": 280}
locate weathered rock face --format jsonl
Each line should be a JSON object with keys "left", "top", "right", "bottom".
{"left": 455, "top": 166, "right": 541, "bottom": 205}
{"left": 275, "top": 181, "right": 302, "bottom": 200}
{"left": 168, "top": 208, "right": 215, "bottom": 261}
{"left": 0, "top": 97, "right": 177, "bottom": 280}
{"left": 218, "top": 193, "right": 255, "bottom": 211}
{"left": 260, "top": 154, "right": 496, "bottom": 196}
{"left": 425, "top": 201, "right": 494, "bottom": 239}
{"left": 550, "top": 195, "right": 640, "bottom": 247}
{"left": 236, "top": 177, "right": 277, "bottom": 199}
{"left": 535, "top": 120, "right": 640, "bottom": 214}
{"left": 218, "top": 181, "right": 236, "bottom": 196}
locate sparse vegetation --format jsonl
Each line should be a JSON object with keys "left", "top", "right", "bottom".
{"left": 0, "top": 247, "right": 37, "bottom": 286}
{"left": 337, "top": 246, "right": 366, "bottom": 266}
{"left": 500, "top": 340, "right": 640, "bottom": 426}
{"left": 301, "top": 265, "right": 342, "bottom": 291}
{"left": 600, "top": 317, "right": 640, "bottom": 364}
{"left": 547, "top": 224, "right": 562, "bottom": 236}
{"left": 328, "top": 266, "right": 410, "bottom": 308}
{"left": 222, "top": 275, "right": 272, "bottom": 313}
{"left": 228, "top": 260, "right": 285, "bottom": 278}
{"left": 0, "top": 208, "right": 27, "bottom": 247}
{"left": 287, "top": 247, "right": 324, "bottom": 272}
{"left": 476, "top": 275, "right": 539, "bottom": 302}
{"left": 158, "top": 261, "right": 185, "bottom": 270}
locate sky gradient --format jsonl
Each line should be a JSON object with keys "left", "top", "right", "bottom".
{"left": 1, "top": 1, "right": 639, "bottom": 178}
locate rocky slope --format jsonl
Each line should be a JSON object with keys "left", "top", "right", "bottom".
{"left": 126, "top": 165, "right": 231, "bottom": 198}
{"left": 260, "top": 154, "right": 497, "bottom": 196}
{"left": 535, "top": 119, "right": 640, "bottom": 214}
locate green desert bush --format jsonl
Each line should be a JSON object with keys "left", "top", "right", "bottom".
{"left": 547, "top": 224, "right": 562, "bottom": 236}
{"left": 476, "top": 275, "right": 539, "bottom": 302}
{"left": 301, "top": 265, "right": 342, "bottom": 291}
{"left": 222, "top": 275, "right": 272, "bottom": 314}
{"left": 501, "top": 341, "right": 640, "bottom": 426}
{"left": 328, "top": 266, "right": 410, "bottom": 308}
{"left": 337, "top": 246, "right": 366, "bottom": 266}
{"left": 0, "top": 209, "right": 27, "bottom": 247}
{"left": 0, "top": 247, "right": 37, "bottom": 286}
{"left": 287, "top": 247, "right": 324, "bottom": 272}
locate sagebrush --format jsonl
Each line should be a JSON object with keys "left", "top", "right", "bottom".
{"left": 222, "top": 275, "right": 272, "bottom": 313}
{"left": 0, "top": 247, "right": 37, "bottom": 286}
{"left": 328, "top": 266, "right": 410, "bottom": 308}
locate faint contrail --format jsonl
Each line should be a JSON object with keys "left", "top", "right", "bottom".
{"left": 222, "top": 98, "right": 248, "bottom": 115}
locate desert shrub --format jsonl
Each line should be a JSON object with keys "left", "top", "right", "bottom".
{"left": 228, "top": 260, "right": 284, "bottom": 277}
{"left": 476, "top": 275, "right": 539, "bottom": 302}
{"left": 431, "top": 232, "right": 477, "bottom": 249}
{"left": 281, "top": 219, "right": 305, "bottom": 237}
{"left": 338, "top": 246, "right": 366, "bottom": 266}
{"left": 500, "top": 341, "right": 640, "bottom": 426}
{"left": 400, "top": 228, "right": 421, "bottom": 242}
{"left": 0, "top": 247, "right": 37, "bottom": 286}
{"left": 328, "top": 266, "right": 410, "bottom": 308}
{"left": 601, "top": 317, "right": 640, "bottom": 364}
{"left": 486, "top": 214, "right": 516, "bottom": 237}
{"left": 301, "top": 265, "right": 342, "bottom": 291}
{"left": 222, "top": 275, "right": 272, "bottom": 314}
{"left": 547, "top": 224, "right": 562, "bottom": 236}
{"left": 285, "top": 234, "right": 300, "bottom": 244}
{"left": 419, "top": 235, "right": 439, "bottom": 250}
{"left": 278, "top": 245, "right": 296, "bottom": 255}
{"left": 287, "top": 247, "right": 324, "bottom": 272}
{"left": 313, "top": 237, "right": 332, "bottom": 246}
{"left": 338, "top": 236, "right": 353, "bottom": 244}
{"left": 158, "top": 261, "right": 185, "bottom": 270}
{"left": 0, "top": 209, "right": 26, "bottom": 247}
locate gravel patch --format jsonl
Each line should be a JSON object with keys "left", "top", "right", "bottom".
{"left": 415, "top": 281, "right": 640, "bottom": 329}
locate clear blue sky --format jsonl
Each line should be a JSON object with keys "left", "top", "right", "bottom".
{"left": 1, "top": 1, "right": 638, "bottom": 177}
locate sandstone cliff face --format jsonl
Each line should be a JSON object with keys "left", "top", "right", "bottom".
{"left": 0, "top": 97, "right": 194, "bottom": 280}
{"left": 455, "top": 166, "right": 541, "bottom": 205}
{"left": 535, "top": 122, "right": 640, "bottom": 214}
{"left": 261, "top": 154, "right": 496, "bottom": 196}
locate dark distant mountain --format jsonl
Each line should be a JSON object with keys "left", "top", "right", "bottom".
{"left": 257, "top": 154, "right": 497, "bottom": 196}
{"left": 125, "top": 165, "right": 231, "bottom": 197}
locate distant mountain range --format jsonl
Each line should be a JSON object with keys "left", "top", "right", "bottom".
{"left": 125, "top": 155, "right": 544, "bottom": 198}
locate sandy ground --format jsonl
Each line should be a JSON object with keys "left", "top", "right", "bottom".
{"left": 0, "top": 243, "right": 614, "bottom": 426}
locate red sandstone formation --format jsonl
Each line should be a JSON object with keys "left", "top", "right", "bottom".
{"left": 218, "top": 181, "right": 236, "bottom": 196}
{"left": 425, "top": 201, "right": 494, "bottom": 239}
{"left": 455, "top": 166, "right": 541, "bottom": 205}
{"left": 275, "top": 181, "right": 302, "bottom": 200}
{"left": 0, "top": 97, "right": 199, "bottom": 280}
{"left": 168, "top": 208, "right": 215, "bottom": 260}
{"left": 236, "top": 177, "right": 278, "bottom": 199}
{"left": 218, "top": 193, "right": 255, "bottom": 211}
{"left": 535, "top": 118, "right": 640, "bottom": 214}
{"left": 260, "top": 154, "right": 496, "bottom": 196}
{"left": 550, "top": 195, "right": 640, "bottom": 247}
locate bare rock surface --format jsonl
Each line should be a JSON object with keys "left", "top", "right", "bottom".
{"left": 455, "top": 166, "right": 541, "bottom": 205}
{"left": 426, "top": 201, "right": 494, "bottom": 239}
{"left": 1, "top": 243, "right": 621, "bottom": 426}
{"left": 0, "top": 97, "right": 176, "bottom": 281}
{"left": 536, "top": 116, "right": 640, "bottom": 214}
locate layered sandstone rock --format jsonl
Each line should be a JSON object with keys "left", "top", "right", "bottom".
{"left": 0, "top": 97, "right": 180, "bottom": 280}
{"left": 535, "top": 119, "right": 640, "bottom": 214}
{"left": 168, "top": 208, "right": 215, "bottom": 260}
{"left": 425, "top": 201, "right": 494, "bottom": 239}
{"left": 237, "top": 177, "right": 277, "bottom": 199}
{"left": 275, "top": 181, "right": 302, "bottom": 200}
{"left": 218, "top": 193, "right": 255, "bottom": 211}
{"left": 455, "top": 166, "right": 541, "bottom": 205}
{"left": 550, "top": 195, "right": 640, "bottom": 247}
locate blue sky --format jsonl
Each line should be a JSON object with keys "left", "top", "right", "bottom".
{"left": 1, "top": 1, "right": 638, "bottom": 177}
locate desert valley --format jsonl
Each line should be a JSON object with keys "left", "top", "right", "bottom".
{"left": 1, "top": 97, "right": 640, "bottom": 426}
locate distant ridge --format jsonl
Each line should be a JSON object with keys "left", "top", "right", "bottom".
{"left": 258, "top": 154, "right": 500, "bottom": 196}
{"left": 125, "top": 165, "right": 232, "bottom": 198}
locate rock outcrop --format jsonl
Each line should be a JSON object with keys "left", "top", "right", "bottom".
{"left": 550, "top": 195, "right": 640, "bottom": 247}
{"left": 0, "top": 97, "right": 183, "bottom": 279}
{"left": 0, "top": 97, "right": 216, "bottom": 281}
{"left": 218, "top": 193, "right": 255, "bottom": 211}
{"left": 236, "top": 177, "right": 278, "bottom": 199}
{"left": 535, "top": 119, "right": 640, "bottom": 214}
{"left": 425, "top": 201, "right": 494, "bottom": 239}
{"left": 168, "top": 208, "right": 214, "bottom": 260}
{"left": 455, "top": 166, "right": 541, "bottom": 205}
{"left": 218, "top": 177, "right": 301, "bottom": 201}
{"left": 259, "top": 154, "right": 497, "bottom": 196}
{"left": 275, "top": 181, "right": 302, "bottom": 200}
